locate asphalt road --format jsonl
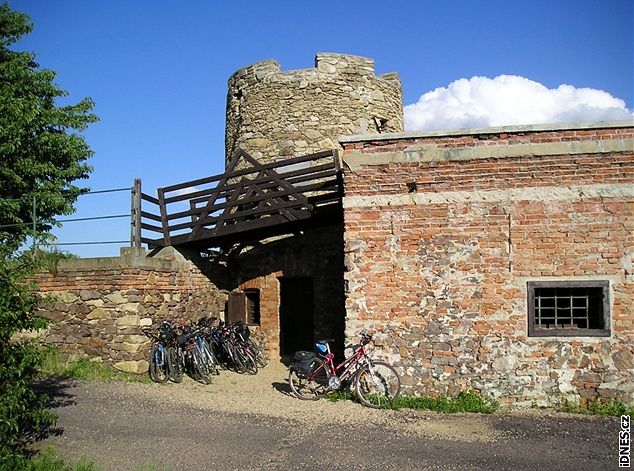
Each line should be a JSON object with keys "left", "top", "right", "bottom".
{"left": 37, "top": 365, "right": 623, "bottom": 471}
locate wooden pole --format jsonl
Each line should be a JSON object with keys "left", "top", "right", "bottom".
{"left": 131, "top": 178, "right": 142, "bottom": 248}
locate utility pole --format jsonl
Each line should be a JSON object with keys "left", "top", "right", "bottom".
{"left": 31, "top": 194, "right": 37, "bottom": 250}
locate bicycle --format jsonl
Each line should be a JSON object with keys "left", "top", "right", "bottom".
{"left": 155, "top": 320, "right": 186, "bottom": 383}
{"left": 209, "top": 321, "right": 257, "bottom": 374}
{"left": 179, "top": 323, "right": 216, "bottom": 384}
{"left": 142, "top": 327, "right": 169, "bottom": 383}
{"left": 288, "top": 330, "right": 401, "bottom": 408}
{"left": 232, "top": 321, "right": 268, "bottom": 368}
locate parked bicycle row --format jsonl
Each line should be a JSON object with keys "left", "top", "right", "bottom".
{"left": 142, "top": 317, "right": 268, "bottom": 384}
{"left": 142, "top": 320, "right": 401, "bottom": 409}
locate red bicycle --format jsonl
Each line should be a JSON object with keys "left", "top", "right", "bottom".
{"left": 288, "top": 330, "right": 401, "bottom": 408}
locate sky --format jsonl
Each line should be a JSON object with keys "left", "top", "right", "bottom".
{"left": 8, "top": 0, "right": 634, "bottom": 257}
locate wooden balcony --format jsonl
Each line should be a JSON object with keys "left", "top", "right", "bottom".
{"left": 140, "top": 149, "right": 343, "bottom": 249}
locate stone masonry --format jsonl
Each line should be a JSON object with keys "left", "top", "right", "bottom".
{"left": 340, "top": 121, "right": 634, "bottom": 406}
{"left": 35, "top": 247, "right": 227, "bottom": 373}
{"left": 225, "top": 53, "right": 403, "bottom": 166}
{"left": 34, "top": 51, "right": 633, "bottom": 410}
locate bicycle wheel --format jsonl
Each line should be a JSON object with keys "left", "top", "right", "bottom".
{"left": 227, "top": 343, "right": 247, "bottom": 373}
{"left": 149, "top": 343, "right": 168, "bottom": 383}
{"left": 288, "top": 358, "right": 330, "bottom": 400}
{"left": 249, "top": 341, "right": 268, "bottom": 368}
{"left": 236, "top": 345, "right": 258, "bottom": 375}
{"left": 354, "top": 361, "right": 401, "bottom": 408}
{"left": 201, "top": 339, "right": 220, "bottom": 375}
{"left": 166, "top": 345, "right": 183, "bottom": 383}
{"left": 191, "top": 345, "right": 213, "bottom": 384}
{"left": 211, "top": 339, "right": 229, "bottom": 370}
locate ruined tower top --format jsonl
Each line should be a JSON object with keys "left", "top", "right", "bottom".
{"left": 225, "top": 53, "right": 403, "bottom": 167}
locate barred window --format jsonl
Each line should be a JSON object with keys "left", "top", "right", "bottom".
{"left": 527, "top": 281, "right": 610, "bottom": 337}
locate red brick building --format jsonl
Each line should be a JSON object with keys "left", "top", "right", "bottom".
{"left": 36, "top": 120, "right": 633, "bottom": 406}
{"left": 339, "top": 120, "right": 633, "bottom": 406}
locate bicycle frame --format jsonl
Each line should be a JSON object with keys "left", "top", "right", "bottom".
{"left": 316, "top": 341, "right": 371, "bottom": 384}
{"left": 289, "top": 331, "right": 401, "bottom": 407}
{"left": 143, "top": 329, "right": 166, "bottom": 365}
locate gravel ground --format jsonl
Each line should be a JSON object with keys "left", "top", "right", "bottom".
{"left": 39, "top": 362, "right": 622, "bottom": 471}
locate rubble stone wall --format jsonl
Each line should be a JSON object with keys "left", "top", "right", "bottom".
{"left": 225, "top": 53, "right": 403, "bottom": 166}
{"left": 34, "top": 248, "right": 227, "bottom": 374}
{"left": 340, "top": 121, "right": 634, "bottom": 406}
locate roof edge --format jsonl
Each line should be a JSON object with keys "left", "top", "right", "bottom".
{"left": 339, "top": 120, "right": 634, "bottom": 144}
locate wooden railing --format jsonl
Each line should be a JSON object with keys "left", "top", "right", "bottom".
{"left": 139, "top": 149, "right": 342, "bottom": 248}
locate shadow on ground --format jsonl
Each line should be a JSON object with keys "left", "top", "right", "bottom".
{"left": 32, "top": 376, "right": 78, "bottom": 441}
{"left": 35, "top": 376, "right": 77, "bottom": 409}
{"left": 271, "top": 379, "right": 294, "bottom": 397}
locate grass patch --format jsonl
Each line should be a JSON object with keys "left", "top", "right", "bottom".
{"left": 326, "top": 389, "right": 499, "bottom": 413}
{"left": 389, "top": 390, "right": 499, "bottom": 413}
{"left": 39, "top": 346, "right": 150, "bottom": 383}
{"left": 24, "top": 447, "right": 170, "bottom": 471}
{"left": 557, "top": 397, "right": 634, "bottom": 417}
{"left": 325, "top": 390, "right": 354, "bottom": 402}
{"left": 25, "top": 447, "right": 99, "bottom": 471}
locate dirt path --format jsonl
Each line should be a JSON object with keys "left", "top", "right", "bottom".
{"left": 39, "top": 362, "right": 621, "bottom": 470}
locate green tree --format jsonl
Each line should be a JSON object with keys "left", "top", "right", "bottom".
{"left": 0, "top": 253, "right": 55, "bottom": 469}
{"left": 0, "top": 3, "right": 97, "bottom": 466}
{"left": 0, "top": 2, "right": 97, "bottom": 251}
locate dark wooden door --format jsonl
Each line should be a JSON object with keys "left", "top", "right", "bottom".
{"left": 226, "top": 291, "right": 246, "bottom": 324}
{"left": 279, "top": 277, "right": 314, "bottom": 355}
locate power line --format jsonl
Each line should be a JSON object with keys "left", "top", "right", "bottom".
{"left": 45, "top": 241, "right": 130, "bottom": 246}
{"left": 0, "top": 186, "right": 133, "bottom": 203}
{"left": 82, "top": 187, "right": 132, "bottom": 195}
{"left": 1, "top": 183, "right": 142, "bottom": 250}
{"left": 0, "top": 214, "right": 130, "bottom": 229}
{"left": 54, "top": 214, "right": 129, "bottom": 223}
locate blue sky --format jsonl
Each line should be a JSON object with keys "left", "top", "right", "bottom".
{"left": 9, "top": 0, "right": 634, "bottom": 257}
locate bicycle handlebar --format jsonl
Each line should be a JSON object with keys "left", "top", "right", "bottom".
{"left": 142, "top": 328, "right": 160, "bottom": 342}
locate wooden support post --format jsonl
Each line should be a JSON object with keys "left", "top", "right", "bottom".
{"left": 157, "top": 187, "right": 171, "bottom": 246}
{"left": 131, "top": 178, "right": 142, "bottom": 248}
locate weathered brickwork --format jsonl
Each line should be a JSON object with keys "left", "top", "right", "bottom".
{"left": 341, "top": 122, "right": 634, "bottom": 406}
{"left": 225, "top": 53, "right": 403, "bottom": 166}
{"left": 34, "top": 248, "right": 227, "bottom": 373}
{"left": 342, "top": 125, "right": 633, "bottom": 154}
{"left": 228, "top": 225, "right": 346, "bottom": 357}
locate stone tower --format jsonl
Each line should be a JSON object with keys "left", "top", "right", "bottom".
{"left": 225, "top": 53, "right": 403, "bottom": 167}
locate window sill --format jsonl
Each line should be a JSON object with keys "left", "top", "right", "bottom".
{"left": 528, "top": 328, "right": 611, "bottom": 338}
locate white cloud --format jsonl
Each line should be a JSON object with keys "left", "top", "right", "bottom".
{"left": 404, "top": 75, "right": 633, "bottom": 131}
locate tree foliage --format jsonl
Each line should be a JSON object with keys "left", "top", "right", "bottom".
{"left": 0, "top": 253, "right": 56, "bottom": 468}
{"left": 0, "top": 3, "right": 97, "bottom": 466}
{"left": 0, "top": 2, "right": 98, "bottom": 251}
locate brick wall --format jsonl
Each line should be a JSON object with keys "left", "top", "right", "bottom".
{"left": 340, "top": 122, "right": 634, "bottom": 406}
{"left": 34, "top": 247, "right": 227, "bottom": 373}
{"left": 228, "top": 224, "right": 346, "bottom": 358}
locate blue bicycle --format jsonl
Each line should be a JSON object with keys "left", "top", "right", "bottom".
{"left": 143, "top": 327, "right": 169, "bottom": 383}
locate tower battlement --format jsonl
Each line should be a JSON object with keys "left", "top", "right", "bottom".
{"left": 225, "top": 53, "right": 403, "bottom": 166}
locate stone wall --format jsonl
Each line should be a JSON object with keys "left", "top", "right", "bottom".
{"left": 34, "top": 247, "right": 227, "bottom": 373}
{"left": 340, "top": 121, "right": 634, "bottom": 406}
{"left": 225, "top": 53, "right": 403, "bottom": 166}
